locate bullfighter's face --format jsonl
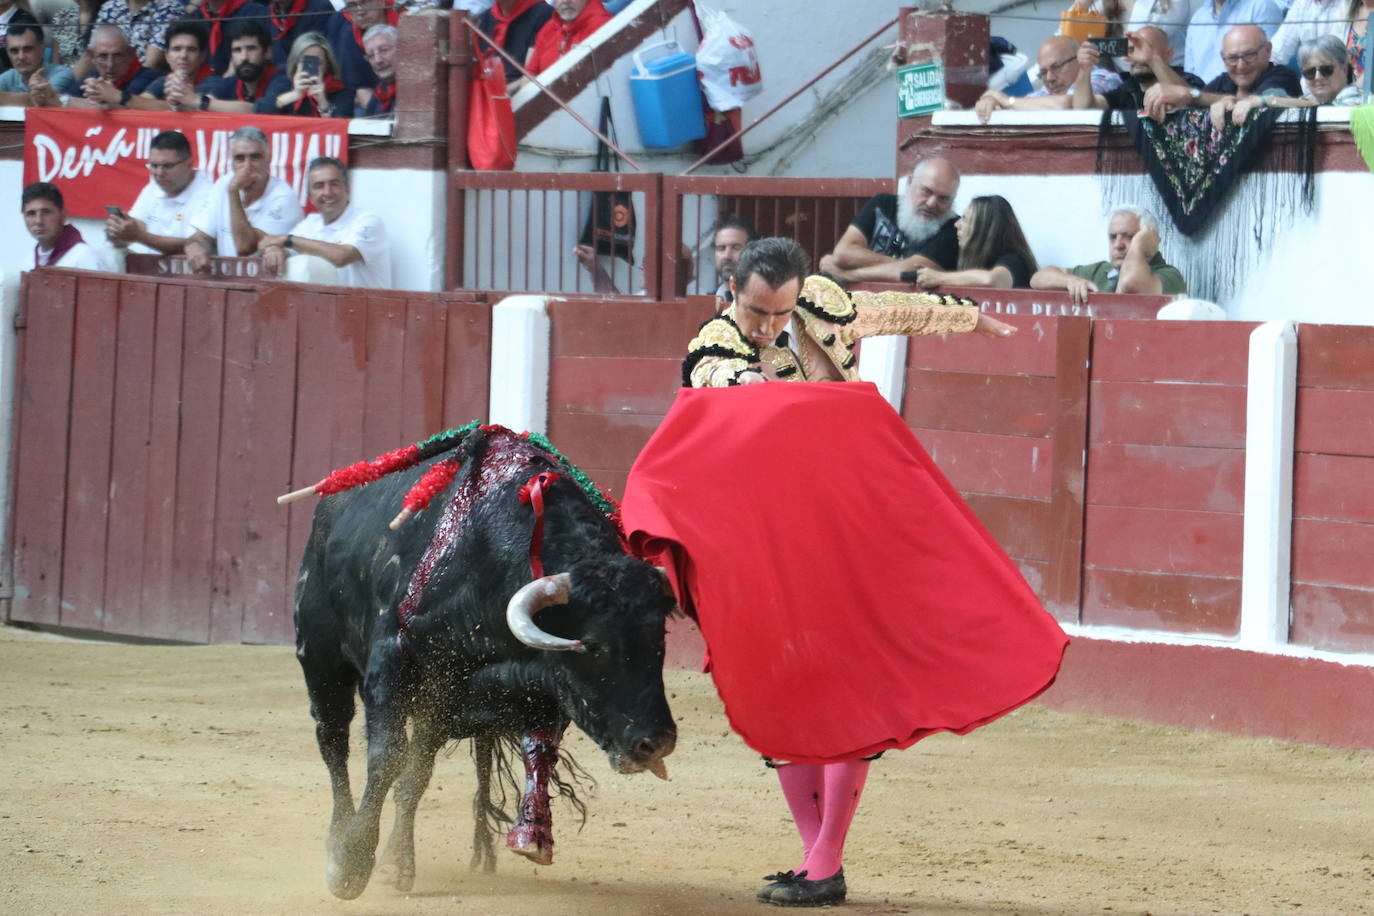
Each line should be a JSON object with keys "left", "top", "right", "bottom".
{"left": 731, "top": 273, "right": 799, "bottom": 350}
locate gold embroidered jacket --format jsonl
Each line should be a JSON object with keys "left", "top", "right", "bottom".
{"left": 682, "top": 275, "right": 981, "bottom": 388}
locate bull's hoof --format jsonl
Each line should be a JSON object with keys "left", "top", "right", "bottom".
{"left": 506, "top": 824, "right": 554, "bottom": 866}
{"left": 375, "top": 858, "right": 415, "bottom": 893}
{"left": 326, "top": 843, "right": 375, "bottom": 900}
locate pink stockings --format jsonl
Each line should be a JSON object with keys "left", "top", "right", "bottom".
{"left": 774, "top": 759, "right": 870, "bottom": 881}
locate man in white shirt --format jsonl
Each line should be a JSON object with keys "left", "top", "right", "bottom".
{"left": 184, "top": 125, "right": 303, "bottom": 273}
{"left": 105, "top": 129, "right": 214, "bottom": 255}
{"left": 23, "top": 182, "right": 109, "bottom": 271}
{"left": 259, "top": 156, "right": 391, "bottom": 289}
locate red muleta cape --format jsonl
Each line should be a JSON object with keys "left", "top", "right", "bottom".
{"left": 621, "top": 382, "right": 1068, "bottom": 765}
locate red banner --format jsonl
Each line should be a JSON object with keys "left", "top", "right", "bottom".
{"left": 22, "top": 109, "right": 350, "bottom": 219}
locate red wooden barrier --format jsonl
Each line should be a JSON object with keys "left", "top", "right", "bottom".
{"left": 1291, "top": 324, "right": 1374, "bottom": 653}
{"left": 8, "top": 270, "right": 491, "bottom": 643}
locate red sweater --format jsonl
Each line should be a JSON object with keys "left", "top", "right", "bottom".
{"left": 526, "top": 0, "right": 612, "bottom": 76}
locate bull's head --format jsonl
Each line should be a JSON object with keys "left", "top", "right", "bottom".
{"left": 505, "top": 559, "right": 678, "bottom": 779}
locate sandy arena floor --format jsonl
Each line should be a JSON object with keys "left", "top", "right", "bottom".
{"left": 2, "top": 623, "right": 1373, "bottom": 915}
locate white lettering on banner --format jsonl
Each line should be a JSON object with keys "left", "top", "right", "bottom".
{"left": 978, "top": 300, "right": 1096, "bottom": 317}
{"left": 32, "top": 128, "right": 139, "bottom": 182}
{"left": 155, "top": 256, "right": 260, "bottom": 278}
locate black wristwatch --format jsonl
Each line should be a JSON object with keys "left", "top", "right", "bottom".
{"left": 120, "top": 88, "right": 132, "bottom": 105}
{"left": 199, "top": 93, "right": 211, "bottom": 111}
{"left": 284, "top": 234, "right": 294, "bottom": 250}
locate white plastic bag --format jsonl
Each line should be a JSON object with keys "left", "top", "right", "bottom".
{"left": 695, "top": 3, "right": 762, "bottom": 111}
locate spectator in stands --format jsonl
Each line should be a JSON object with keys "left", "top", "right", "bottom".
{"left": 913, "top": 194, "right": 1037, "bottom": 290}
{"left": 255, "top": 31, "right": 349, "bottom": 116}
{"left": 197, "top": 0, "right": 269, "bottom": 76}
{"left": 1275, "top": 33, "right": 1363, "bottom": 103}
{"left": 975, "top": 34, "right": 1121, "bottom": 121}
{"left": 1031, "top": 205, "right": 1186, "bottom": 303}
{"left": 266, "top": 0, "right": 335, "bottom": 68}
{"left": 1272, "top": 0, "right": 1371, "bottom": 83}
{"left": 76, "top": 23, "right": 157, "bottom": 108}
{"left": 526, "top": 0, "right": 611, "bottom": 77}
{"left": 1185, "top": 0, "right": 1285, "bottom": 83}
{"left": 1145, "top": 24, "right": 1300, "bottom": 127}
{"left": 29, "top": 0, "right": 87, "bottom": 67}
{"left": 86, "top": 0, "right": 183, "bottom": 73}
{"left": 198, "top": 20, "right": 278, "bottom": 112}
{"left": 1072, "top": 26, "right": 1201, "bottom": 109}
{"left": 1124, "top": 0, "right": 1203, "bottom": 67}
{"left": 185, "top": 125, "right": 304, "bottom": 270}
{"left": 106, "top": 130, "right": 214, "bottom": 255}
{"left": 332, "top": 0, "right": 397, "bottom": 101}
{"left": 0, "top": 22, "right": 78, "bottom": 105}
{"left": 476, "top": 0, "right": 552, "bottom": 87}
{"left": 818, "top": 157, "right": 961, "bottom": 283}
{"left": 1, "top": 0, "right": 38, "bottom": 77}
{"left": 139, "top": 19, "right": 213, "bottom": 109}
{"left": 711, "top": 216, "right": 756, "bottom": 300}
{"left": 258, "top": 156, "right": 392, "bottom": 288}
{"left": 361, "top": 23, "right": 396, "bottom": 115}
{"left": 23, "top": 181, "right": 108, "bottom": 271}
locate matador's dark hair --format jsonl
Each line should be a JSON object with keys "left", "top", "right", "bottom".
{"left": 732, "top": 236, "right": 810, "bottom": 292}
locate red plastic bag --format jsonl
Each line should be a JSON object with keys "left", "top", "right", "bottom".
{"left": 467, "top": 51, "right": 516, "bottom": 171}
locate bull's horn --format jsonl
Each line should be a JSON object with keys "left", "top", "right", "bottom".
{"left": 506, "top": 573, "right": 584, "bottom": 652}
{"left": 654, "top": 567, "right": 674, "bottom": 597}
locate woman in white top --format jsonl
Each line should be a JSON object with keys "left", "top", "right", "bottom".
{"left": 1124, "top": 0, "right": 1204, "bottom": 67}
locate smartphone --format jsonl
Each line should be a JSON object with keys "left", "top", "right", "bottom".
{"left": 105, "top": 205, "right": 125, "bottom": 218}
{"left": 1088, "top": 36, "right": 1130, "bottom": 58}
{"left": 300, "top": 56, "right": 321, "bottom": 79}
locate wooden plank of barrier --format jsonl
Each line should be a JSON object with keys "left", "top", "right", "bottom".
{"left": 1297, "top": 324, "right": 1374, "bottom": 391}
{"left": 59, "top": 274, "right": 120, "bottom": 632}
{"left": 1090, "top": 319, "right": 1255, "bottom": 384}
{"left": 231, "top": 289, "right": 299, "bottom": 646}
{"left": 545, "top": 411, "right": 663, "bottom": 501}
{"left": 399, "top": 298, "right": 448, "bottom": 445}
{"left": 1084, "top": 505, "right": 1245, "bottom": 579}
{"left": 329, "top": 295, "right": 368, "bottom": 469}
{"left": 906, "top": 313, "right": 1057, "bottom": 376}
{"left": 1293, "top": 453, "right": 1374, "bottom": 525}
{"left": 904, "top": 369, "right": 1055, "bottom": 438}
{"left": 361, "top": 295, "right": 407, "bottom": 457}
{"left": 1090, "top": 381, "right": 1248, "bottom": 449}
{"left": 1083, "top": 567, "right": 1242, "bottom": 635}
{"left": 138, "top": 283, "right": 188, "bottom": 639}
{"left": 169, "top": 285, "right": 227, "bottom": 642}
{"left": 1295, "top": 388, "right": 1374, "bottom": 458}
{"left": 441, "top": 300, "right": 491, "bottom": 427}
{"left": 1087, "top": 443, "right": 1245, "bottom": 514}
{"left": 10, "top": 271, "right": 78, "bottom": 627}
{"left": 1043, "top": 315, "right": 1091, "bottom": 624}
{"left": 1291, "top": 582, "right": 1374, "bottom": 653}
{"left": 1291, "top": 517, "right": 1374, "bottom": 591}
{"left": 102, "top": 279, "right": 158, "bottom": 635}
{"left": 915, "top": 428, "right": 1051, "bottom": 499}
{"left": 124, "top": 253, "right": 265, "bottom": 280}
{"left": 549, "top": 356, "right": 683, "bottom": 415}
{"left": 962, "top": 492, "right": 1051, "bottom": 562}
{"left": 913, "top": 285, "right": 1168, "bottom": 320}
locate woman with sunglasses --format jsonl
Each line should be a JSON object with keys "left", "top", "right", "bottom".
{"left": 1271, "top": 0, "right": 1373, "bottom": 83}
{"left": 914, "top": 194, "right": 1039, "bottom": 290}
{"left": 1226, "top": 34, "right": 1361, "bottom": 123}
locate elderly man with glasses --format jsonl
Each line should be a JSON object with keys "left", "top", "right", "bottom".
{"left": 1185, "top": 0, "right": 1285, "bottom": 83}
{"left": 975, "top": 34, "right": 1121, "bottom": 122}
{"left": 106, "top": 130, "right": 214, "bottom": 255}
{"left": 1143, "top": 23, "right": 1300, "bottom": 126}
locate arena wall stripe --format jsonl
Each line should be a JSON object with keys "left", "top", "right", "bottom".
{"left": 1082, "top": 568, "right": 1242, "bottom": 636}
{"left": 1086, "top": 443, "right": 1246, "bottom": 514}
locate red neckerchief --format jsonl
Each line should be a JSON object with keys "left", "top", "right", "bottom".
{"left": 269, "top": 0, "right": 310, "bottom": 40}
{"left": 293, "top": 73, "right": 345, "bottom": 115}
{"left": 200, "top": 0, "right": 251, "bottom": 56}
{"left": 489, "top": 0, "right": 544, "bottom": 48}
{"left": 113, "top": 56, "right": 143, "bottom": 90}
{"left": 192, "top": 60, "right": 213, "bottom": 85}
{"left": 372, "top": 78, "right": 395, "bottom": 111}
{"left": 236, "top": 64, "right": 278, "bottom": 102}
{"left": 343, "top": 0, "right": 398, "bottom": 48}
{"left": 36, "top": 224, "right": 83, "bottom": 269}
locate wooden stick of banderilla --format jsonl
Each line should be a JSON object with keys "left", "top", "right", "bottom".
{"left": 277, "top": 485, "right": 319, "bottom": 505}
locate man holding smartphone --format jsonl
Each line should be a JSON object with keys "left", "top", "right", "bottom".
{"left": 1072, "top": 27, "right": 1201, "bottom": 112}
{"left": 106, "top": 130, "right": 214, "bottom": 255}
{"left": 975, "top": 34, "right": 1120, "bottom": 122}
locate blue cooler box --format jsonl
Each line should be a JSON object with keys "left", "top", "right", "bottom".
{"left": 630, "top": 41, "right": 706, "bottom": 148}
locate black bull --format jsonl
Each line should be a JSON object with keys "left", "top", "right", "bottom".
{"left": 293, "top": 428, "right": 678, "bottom": 899}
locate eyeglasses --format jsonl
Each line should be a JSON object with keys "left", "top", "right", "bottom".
{"left": 1221, "top": 47, "right": 1263, "bottom": 66}
{"left": 1301, "top": 63, "right": 1337, "bottom": 79}
{"left": 1043, "top": 56, "right": 1076, "bottom": 76}
{"left": 147, "top": 158, "right": 191, "bottom": 172}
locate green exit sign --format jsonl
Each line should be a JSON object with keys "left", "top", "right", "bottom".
{"left": 896, "top": 62, "right": 945, "bottom": 118}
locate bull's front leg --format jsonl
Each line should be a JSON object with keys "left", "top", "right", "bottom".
{"left": 506, "top": 729, "right": 560, "bottom": 865}
{"left": 377, "top": 719, "right": 445, "bottom": 892}
{"left": 326, "top": 674, "right": 410, "bottom": 899}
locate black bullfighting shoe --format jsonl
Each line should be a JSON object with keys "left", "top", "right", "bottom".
{"left": 765, "top": 868, "right": 846, "bottom": 907}
{"left": 757, "top": 869, "right": 804, "bottom": 903}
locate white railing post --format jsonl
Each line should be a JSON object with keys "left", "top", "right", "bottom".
{"left": 1239, "top": 320, "right": 1298, "bottom": 647}
{"left": 857, "top": 336, "right": 909, "bottom": 414}
{"left": 488, "top": 295, "right": 554, "bottom": 435}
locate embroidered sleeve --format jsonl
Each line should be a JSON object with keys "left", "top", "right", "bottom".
{"left": 798, "top": 274, "right": 979, "bottom": 338}
{"left": 683, "top": 316, "right": 761, "bottom": 388}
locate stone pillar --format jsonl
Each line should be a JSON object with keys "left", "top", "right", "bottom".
{"left": 395, "top": 11, "right": 450, "bottom": 144}
{"left": 895, "top": 9, "right": 989, "bottom": 179}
